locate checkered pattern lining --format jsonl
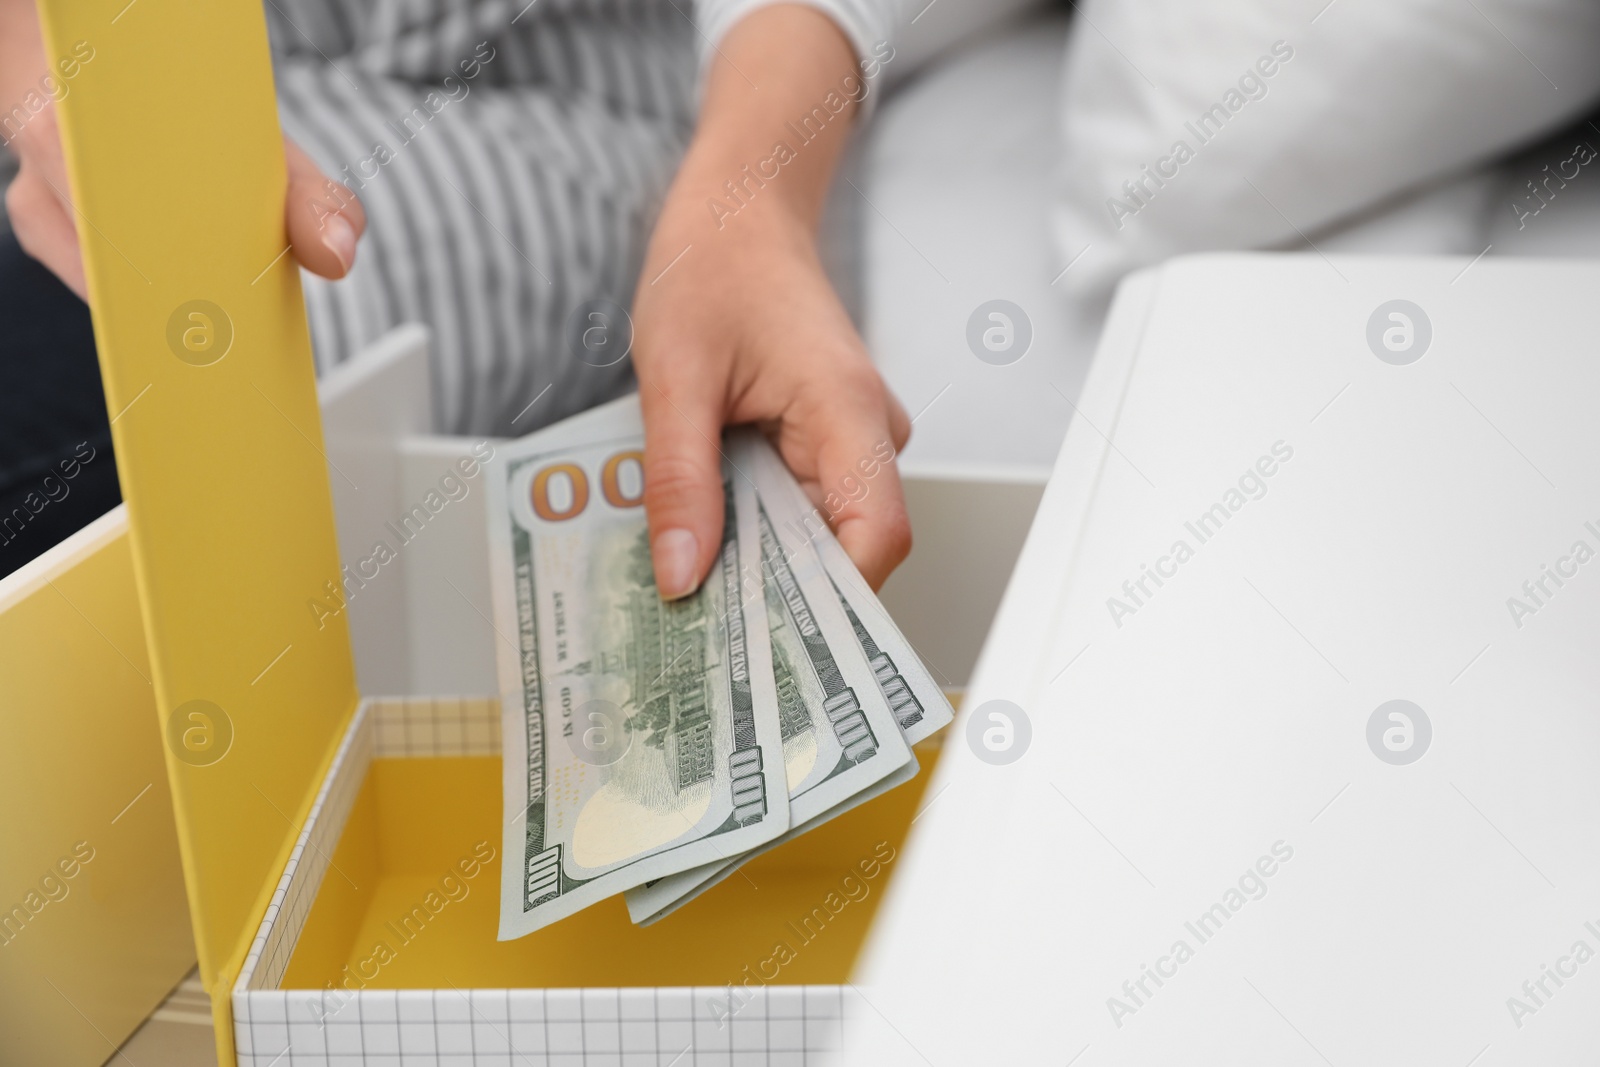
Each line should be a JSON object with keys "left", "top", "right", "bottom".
{"left": 232, "top": 697, "right": 859, "bottom": 1064}
{"left": 234, "top": 985, "right": 853, "bottom": 1066}
{"left": 236, "top": 701, "right": 376, "bottom": 995}
{"left": 370, "top": 696, "right": 501, "bottom": 758}
{"left": 236, "top": 698, "right": 501, "bottom": 998}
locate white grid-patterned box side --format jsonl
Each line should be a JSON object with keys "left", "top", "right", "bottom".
{"left": 235, "top": 695, "right": 497, "bottom": 1002}
{"left": 230, "top": 696, "right": 859, "bottom": 1065}
{"left": 370, "top": 695, "right": 501, "bottom": 757}
{"left": 235, "top": 701, "right": 375, "bottom": 998}
{"left": 234, "top": 985, "right": 855, "bottom": 1066}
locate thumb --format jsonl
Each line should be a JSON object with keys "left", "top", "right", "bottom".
{"left": 640, "top": 379, "right": 726, "bottom": 600}
{"left": 283, "top": 138, "right": 365, "bottom": 279}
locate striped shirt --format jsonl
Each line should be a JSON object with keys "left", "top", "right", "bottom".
{"left": 263, "top": 0, "right": 903, "bottom": 436}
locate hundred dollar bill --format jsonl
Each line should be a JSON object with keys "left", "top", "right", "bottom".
{"left": 489, "top": 431, "right": 789, "bottom": 939}
{"left": 748, "top": 495, "right": 914, "bottom": 811}
{"left": 748, "top": 435, "right": 955, "bottom": 750}
{"left": 625, "top": 432, "right": 954, "bottom": 923}
{"left": 625, "top": 450, "right": 914, "bottom": 921}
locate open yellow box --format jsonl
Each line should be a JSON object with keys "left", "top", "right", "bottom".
{"left": 232, "top": 696, "right": 937, "bottom": 1065}
{"left": 37, "top": 3, "right": 944, "bottom": 1063}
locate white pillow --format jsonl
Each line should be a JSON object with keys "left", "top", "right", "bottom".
{"left": 1052, "top": 0, "right": 1600, "bottom": 296}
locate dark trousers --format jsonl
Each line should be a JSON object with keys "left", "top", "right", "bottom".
{"left": 0, "top": 232, "right": 120, "bottom": 579}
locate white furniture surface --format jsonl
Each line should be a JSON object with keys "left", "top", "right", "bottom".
{"left": 843, "top": 254, "right": 1600, "bottom": 1064}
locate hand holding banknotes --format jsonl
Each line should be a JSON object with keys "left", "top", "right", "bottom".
{"left": 630, "top": 6, "right": 912, "bottom": 601}
{"left": 485, "top": 395, "right": 952, "bottom": 937}
{"left": 488, "top": 10, "right": 938, "bottom": 939}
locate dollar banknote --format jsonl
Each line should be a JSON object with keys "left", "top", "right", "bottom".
{"left": 623, "top": 447, "right": 914, "bottom": 920}
{"left": 624, "top": 431, "right": 955, "bottom": 923}
{"left": 489, "top": 427, "right": 789, "bottom": 939}
{"left": 487, "top": 397, "right": 954, "bottom": 935}
{"left": 752, "top": 437, "right": 954, "bottom": 753}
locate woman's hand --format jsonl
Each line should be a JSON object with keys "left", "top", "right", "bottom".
{"left": 4, "top": 82, "right": 363, "bottom": 299}
{"left": 632, "top": 4, "right": 911, "bottom": 599}
{"left": 633, "top": 166, "right": 912, "bottom": 598}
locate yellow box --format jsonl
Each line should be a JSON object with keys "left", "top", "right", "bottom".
{"left": 35, "top": 3, "right": 943, "bottom": 1064}
{"left": 233, "top": 698, "right": 939, "bottom": 1064}
{"left": 0, "top": 509, "right": 194, "bottom": 1067}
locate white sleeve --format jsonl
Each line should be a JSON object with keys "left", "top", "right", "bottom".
{"left": 692, "top": 0, "right": 1051, "bottom": 111}
{"left": 693, "top": 0, "right": 904, "bottom": 110}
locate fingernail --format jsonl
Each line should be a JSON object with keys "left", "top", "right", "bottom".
{"left": 652, "top": 529, "right": 699, "bottom": 600}
{"left": 322, "top": 213, "right": 356, "bottom": 273}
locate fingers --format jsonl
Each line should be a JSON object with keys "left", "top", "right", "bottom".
{"left": 640, "top": 377, "right": 727, "bottom": 600}
{"left": 283, "top": 138, "right": 365, "bottom": 280}
{"left": 7, "top": 133, "right": 362, "bottom": 294}
{"left": 815, "top": 381, "right": 913, "bottom": 590}
{"left": 6, "top": 169, "right": 86, "bottom": 299}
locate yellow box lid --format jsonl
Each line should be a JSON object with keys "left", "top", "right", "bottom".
{"left": 39, "top": 0, "right": 360, "bottom": 1031}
